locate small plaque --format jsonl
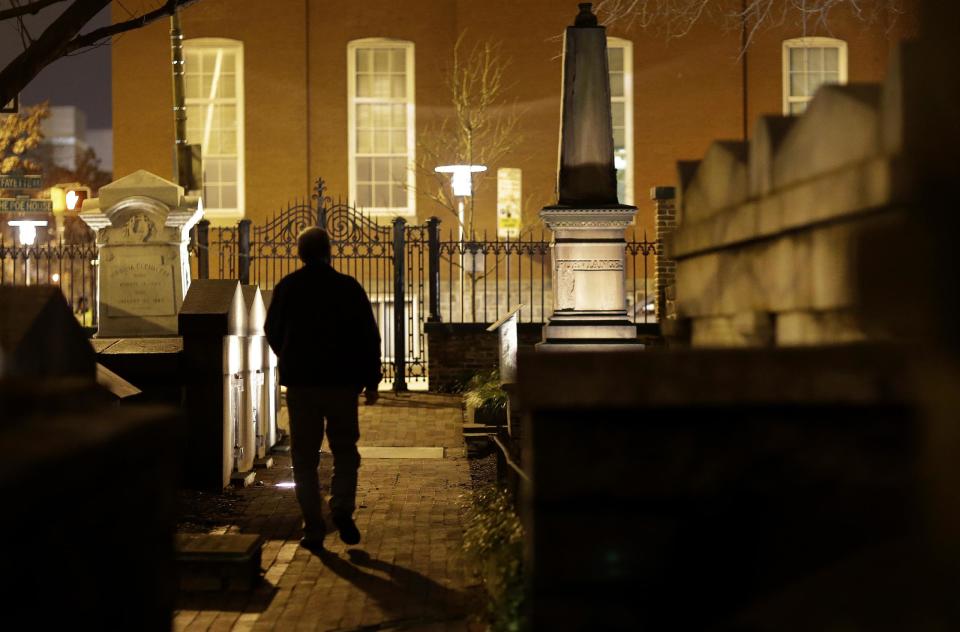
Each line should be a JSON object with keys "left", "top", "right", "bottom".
{"left": 0, "top": 196, "right": 53, "bottom": 213}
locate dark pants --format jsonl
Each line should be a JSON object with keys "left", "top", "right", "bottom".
{"left": 285, "top": 385, "right": 361, "bottom": 537}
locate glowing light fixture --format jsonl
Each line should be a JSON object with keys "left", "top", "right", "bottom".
{"left": 8, "top": 220, "right": 48, "bottom": 246}
{"left": 434, "top": 164, "right": 487, "bottom": 197}
{"left": 275, "top": 481, "right": 296, "bottom": 489}
{"left": 51, "top": 273, "right": 61, "bottom": 283}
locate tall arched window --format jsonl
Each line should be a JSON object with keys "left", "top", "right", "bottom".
{"left": 608, "top": 37, "right": 634, "bottom": 205}
{"left": 347, "top": 38, "right": 416, "bottom": 215}
{"left": 782, "top": 37, "right": 848, "bottom": 115}
{"left": 183, "top": 38, "right": 245, "bottom": 220}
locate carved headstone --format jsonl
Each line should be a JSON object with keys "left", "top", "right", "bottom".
{"left": 80, "top": 170, "right": 203, "bottom": 338}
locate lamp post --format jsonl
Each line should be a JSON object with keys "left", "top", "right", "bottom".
{"left": 434, "top": 164, "right": 487, "bottom": 242}
{"left": 8, "top": 219, "right": 48, "bottom": 286}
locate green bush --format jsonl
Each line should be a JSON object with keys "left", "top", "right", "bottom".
{"left": 462, "top": 484, "right": 527, "bottom": 632}
{"left": 464, "top": 368, "right": 508, "bottom": 411}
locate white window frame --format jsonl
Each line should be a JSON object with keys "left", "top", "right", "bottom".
{"left": 347, "top": 38, "right": 416, "bottom": 216}
{"left": 782, "top": 37, "right": 848, "bottom": 116}
{"left": 608, "top": 37, "right": 634, "bottom": 206}
{"left": 183, "top": 38, "right": 245, "bottom": 223}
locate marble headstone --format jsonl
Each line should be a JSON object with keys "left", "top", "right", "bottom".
{"left": 80, "top": 170, "right": 203, "bottom": 338}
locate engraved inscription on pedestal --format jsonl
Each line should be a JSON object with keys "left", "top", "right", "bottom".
{"left": 102, "top": 255, "right": 176, "bottom": 317}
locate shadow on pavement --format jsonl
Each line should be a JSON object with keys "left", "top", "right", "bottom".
{"left": 314, "top": 547, "right": 471, "bottom": 621}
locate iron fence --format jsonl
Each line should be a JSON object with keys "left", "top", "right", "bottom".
{"left": 193, "top": 178, "right": 659, "bottom": 387}
{"left": 0, "top": 229, "right": 98, "bottom": 327}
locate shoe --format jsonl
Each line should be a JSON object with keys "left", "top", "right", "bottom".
{"left": 332, "top": 514, "right": 361, "bottom": 545}
{"left": 300, "top": 533, "right": 325, "bottom": 552}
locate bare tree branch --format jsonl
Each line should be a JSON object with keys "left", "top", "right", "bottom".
{"left": 594, "top": 0, "right": 904, "bottom": 51}
{"left": 0, "top": 0, "right": 201, "bottom": 107}
{"left": 64, "top": 0, "right": 202, "bottom": 54}
{"left": 0, "top": 0, "right": 69, "bottom": 22}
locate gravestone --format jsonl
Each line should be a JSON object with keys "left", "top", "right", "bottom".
{"left": 80, "top": 170, "right": 203, "bottom": 338}
{"left": 0, "top": 286, "right": 95, "bottom": 379}
{"left": 179, "top": 279, "right": 247, "bottom": 490}
{"left": 539, "top": 3, "right": 640, "bottom": 349}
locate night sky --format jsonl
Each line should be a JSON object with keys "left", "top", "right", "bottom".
{"left": 0, "top": 5, "right": 112, "bottom": 128}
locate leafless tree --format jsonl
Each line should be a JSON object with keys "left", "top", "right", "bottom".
{"left": 414, "top": 31, "right": 524, "bottom": 239}
{"left": 0, "top": 0, "right": 203, "bottom": 108}
{"left": 594, "top": 0, "right": 905, "bottom": 49}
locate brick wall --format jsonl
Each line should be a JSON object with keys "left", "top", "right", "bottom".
{"left": 425, "top": 322, "right": 542, "bottom": 392}
{"left": 652, "top": 186, "right": 677, "bottom": 322}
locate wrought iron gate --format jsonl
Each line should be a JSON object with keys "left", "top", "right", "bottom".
{"left": 195, "top": 180, "right": 428, "bottom": 390}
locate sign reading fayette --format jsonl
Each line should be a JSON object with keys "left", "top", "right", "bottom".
{"left": 101, "top": 255, "right": 177, "bottom": 317}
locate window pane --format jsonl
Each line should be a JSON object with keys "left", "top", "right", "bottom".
{"left": 789, "top": 47, "right": 806, "bottom": 70}
{"left": 608, "top": 47, "right": 623, "bottom": 72}
{"left": 220, "top": 186, "right": 237, "bottom": 209}
{"left": 220, "top": 75, "right": 235, "bottom": 99}
{"left": 824, "top": 47, "right": 839, "bottom": 72}
{"left": 358, "top": 130, "right": 373, "bottom": 153}
{"left": 789, "top": 101, "right": 807, "bottom": 115}
{"left": 610, "top": 71, "right": 624, "bottom": 97}
{"left": 374, "top": 50, "right": 390, "bottom": 72}
{"left": 390, "top": 157, "right": 406, "bottom": 181}
{"left": 392, "top": 104, "right": 406, "bottom": 127}
{"left": 357, "top": 75, "right": 372, "bottom": 98}
{"left": 357, "top": 183, "right": 373, "bottom": 207}
{"left": 373, "top": 157, "right": 390, "bottom": 181}
{"left": 611, "top": 102, "right": 625, "bottom": 127}
{"left": 790, "top": 72, "right": 807, "bottom": 97}
{"left": 613, "top": 128, "right": 625, "bottom": 148}
{"left": 357, "top": 49, "right": 371, "bottom": 72}
{"left": 391, "top": 49, "right": 406, "bottom": 72}
{"left": 391, "top": 184, "right": 406, "bottom": 207}
{"left": 374, "top": 184, "right": 390, "bottom": 207}
{"left": 374, "top": 129, "right": 390, "bottom": 152}
{"left": 824, "top": 71, "right": 840, "bottom": 84}
{"left": 373, "top": 104, "right": 390, "bottom": 127}
{"left": 391, "top": 75, "right": 406, "bottom": 99}
{"left": 357, "top": 104, "right": 371, "bottom": 127}
{"left": 221, "top": 53, "right": 235, "bottom": 73}
{"left": 808, "top": 47, "right": 823, "bottom": 72}
{"left": 357, "top": 157, "right": 372, "bottom": 181}
{"left": 391, "top": 131, "right": 406, "bottom": 153}
{"left": 372, "top": 75, "right": 391, "bottom": 98}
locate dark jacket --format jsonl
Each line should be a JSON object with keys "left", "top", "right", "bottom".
{"left": 265, "top": 263, "right": 382, "bottom": 390}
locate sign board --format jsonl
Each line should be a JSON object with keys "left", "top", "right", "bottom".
{"left": 0, "top": 197, "right": 53, "bottom": 213}
{"left": 0, "top": 174, "right": 42, "bottom": 190}
{"left": 497, "top": 168, "right": 522, "bottom": 239}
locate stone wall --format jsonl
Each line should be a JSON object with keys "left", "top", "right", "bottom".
{"left": 667, "top": 42, "right": 923, "bottom": 347}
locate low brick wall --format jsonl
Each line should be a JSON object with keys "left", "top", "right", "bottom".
{"left": 425, "top": 322, "right": 543, "bottom": 392}
{"left": 426, "top": 322, "right": 664, "bottom": 391}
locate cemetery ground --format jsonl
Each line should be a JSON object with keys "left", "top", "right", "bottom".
{"left": 174, "top": 391, "right": 493, "bottom": 631}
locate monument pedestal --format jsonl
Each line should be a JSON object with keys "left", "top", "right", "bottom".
{"left": 538, "top": 205, "right": 642, "bottom": 349}
{"left": 80, "top": 170, "right": 202, "bottom": 338}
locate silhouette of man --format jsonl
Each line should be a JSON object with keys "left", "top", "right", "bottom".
{"left": 265, "top": 226, "right": 382, "bottom": 549}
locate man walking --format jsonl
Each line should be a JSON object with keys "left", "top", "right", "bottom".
{"left": 265, "top": 227, "right": 382, "bottom": 550}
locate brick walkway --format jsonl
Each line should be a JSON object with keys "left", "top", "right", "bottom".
{"left": 174, "top": 392, "right": 483, "bottom": 632}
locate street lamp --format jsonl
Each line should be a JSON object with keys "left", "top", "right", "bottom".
{"left": 7, "top": 219, "right": 48, "bottom": 286}
{"left": 434, "top": 164, "right": 486, "bottom": 242}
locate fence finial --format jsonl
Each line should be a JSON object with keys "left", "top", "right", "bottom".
{"left": 313, "top": 177, "right": 331, "bottom": 228}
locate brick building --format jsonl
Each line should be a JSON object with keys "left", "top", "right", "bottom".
{"left": 112, "top": 0, "right": 917, "bottom": 232}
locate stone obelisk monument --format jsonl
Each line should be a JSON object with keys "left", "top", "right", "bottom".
{"left": 539, "top": 3, "right": 640, "bottom": 349}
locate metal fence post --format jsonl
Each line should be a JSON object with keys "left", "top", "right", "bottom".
{"left": 427, "top": 216, "right": 441, "bottom": 322}
{"left": 238, "top": 219, "right": 251, "bottom": 285}
{"left": 392, "top": 217, "right": 407, "bottom": 392}
{"left": 315, "top": 178, "right": 328, "bottom": 228}
{"left": 196, "top": 219, "right": 210, "bottom": 279}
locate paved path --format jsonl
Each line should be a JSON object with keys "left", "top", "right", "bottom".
{"left": 174, "top": 393, "right": 482, "bottom": 632}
